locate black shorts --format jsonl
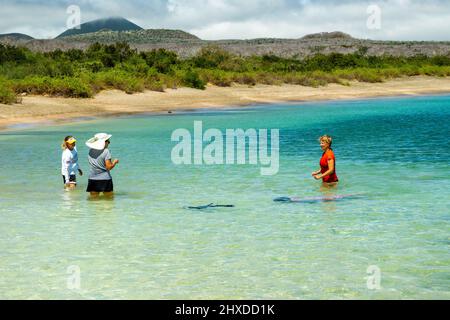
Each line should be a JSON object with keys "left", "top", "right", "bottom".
{"left": 86, "top": 179, "right": 113, "bottom": 193}
{"left": 62, "top": 175, "right": 77, "bottom": 184}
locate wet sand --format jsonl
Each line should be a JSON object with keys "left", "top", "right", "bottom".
{"left": 1, "top": 76, "right": 450, "bottom": 130}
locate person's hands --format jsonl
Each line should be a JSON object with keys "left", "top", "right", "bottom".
{"left": 314, "top": 174, "right": 322, "bottom": 180}
{"left": 105, "top": 159, "right": 119, "bottom": 171}
{"left": 312, "top": 170, "right": 320, "bottom": 177}
{"left": 78, "top": 169, "right": 83, "bottom": 176}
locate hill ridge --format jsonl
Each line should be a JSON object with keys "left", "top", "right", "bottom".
{"left": 56, "top": 16, "right": 143, "bottom": 38}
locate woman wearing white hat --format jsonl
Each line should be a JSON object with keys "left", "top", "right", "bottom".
{"left": 85, "top": 133, "right": 119, "bottom": 197}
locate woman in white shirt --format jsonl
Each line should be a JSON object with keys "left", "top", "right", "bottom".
{"left": 61, "top": 136, "right": 83, "bottom": 189}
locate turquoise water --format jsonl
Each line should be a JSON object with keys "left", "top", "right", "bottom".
{"left": 0, "top": 95, "right": 449, "bottom": 299}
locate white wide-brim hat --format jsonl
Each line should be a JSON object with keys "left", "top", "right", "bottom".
{"left": 86, "top": 133, "right": 112, "bottom": 150}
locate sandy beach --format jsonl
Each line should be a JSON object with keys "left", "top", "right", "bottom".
{"left": 1, "top": 76, "right": 450, "bottom": 130}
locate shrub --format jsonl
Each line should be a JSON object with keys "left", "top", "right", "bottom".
{"left": 0, "top": 81, "right": 19, "bottom": 104}
{"left": 94, "top": 70, "right": 145, "bottom": 93}
{"left": 182, "top": 69, "right": 206, "bottom": 90}
{"left": 380, "top": 68, "right": 402, "bottom": 79}
{"left": 122, "top": 78, "right": 145, "bottom": 93}
{"left": 399, "top": 65, "right": 421, "bottom": 76}
{"left": 121, "top": 56, "right": 149, "bottom": 76}
{"left": 13, "top": 76, "right": 93, "bottom": 98}
{"left": 85, "top": 61, "right": 103, "bottom": 73}
{"left": 140, "top": 49, "right": 178, "bottom": 74}
{"left": 349, "top": 69, "right": 384, "bottom": 83}
{"left": 200, "top": 70, "right": 233, "bottom": 87}
{"left": 191, "top": 46, "right": 232, "bottom": 69}
{"left": 0, "top": 44, "right": 28, "bottom": 64}
{"left": 159, "top": 74, "right": 180, "bottom": 89}
{"left": 146, "top": 80, "right": 165, "bottom": 92}
{"left": 255, "top": 72, "right": 283, "bottom": 85}
{"left": 430, "top": 55, "right": 450, "bottom": 66}
{"left": 1, "top": 43, "right": 450, "bottom": 100}
{"left": 57, "top": 77, "right": 93, "bottom": 97}
{"left": 419, "top": 65, "right": 450, "bottom": 77}
{"left": 231, "top": 73, "right": 257, "bottom": 86}
{"left": 301, "top": 76, "right": 327, "bottom": 87}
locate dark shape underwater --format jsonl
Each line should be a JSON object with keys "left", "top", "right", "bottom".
{"left": 187, "top": 203, "right": 235, "bottom": 210}
{"left": 274, "top": 194, "right": 364, "bottom": 204}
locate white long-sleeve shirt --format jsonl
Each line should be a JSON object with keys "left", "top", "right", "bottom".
{"left": 61, "top": 147, "right": 80, "bottom": 182}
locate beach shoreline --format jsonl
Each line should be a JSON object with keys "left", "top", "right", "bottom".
{"left": 1, "top": 76, "right": 450, "bottom": 131}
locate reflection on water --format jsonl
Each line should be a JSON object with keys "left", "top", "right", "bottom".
{"left": 59, "top": 189, "right": 84, "bottom": 211}
{"left": 58, "top": 190, "right": 116, "bottom": 216}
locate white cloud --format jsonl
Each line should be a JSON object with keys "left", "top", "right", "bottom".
{"left": 1, "top": 0, "right": 450, "bottom": 40}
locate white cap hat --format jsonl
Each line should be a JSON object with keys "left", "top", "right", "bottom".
{"left": 85, "top": 133, "right": 112, "bottom": 150}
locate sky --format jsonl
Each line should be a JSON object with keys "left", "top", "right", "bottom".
{"left": 1, "top": 0, "right": 450, "bottom": 40}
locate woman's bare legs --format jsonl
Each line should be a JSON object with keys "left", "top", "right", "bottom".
{"left": 103, "top": 192, "right": 114, "bottom": 199}
{"left": 65, "top": 183, "right": 77, "bottom": 190}
{"left": 88, "top": 192, "right": 114, "bottom": 199}
{"left": 322, "top": 182, "right": 338, "bottom": 188}
{"left": 89, "top": 192, "right": 100, "bottom": 198}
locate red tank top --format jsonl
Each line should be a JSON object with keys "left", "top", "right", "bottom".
{"left": 320, "top": 149, "right": 338, "bottom": 183}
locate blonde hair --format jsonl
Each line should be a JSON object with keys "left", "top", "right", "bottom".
{"left": 61, "top": 136, "right": 73, "bottom": 150}
{"left": 319, "top": 135, "right": 333, "bottom": 148}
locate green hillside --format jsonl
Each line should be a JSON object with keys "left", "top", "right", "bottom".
{"left": 56, "top": 17, "right": 142, "bottom": 38}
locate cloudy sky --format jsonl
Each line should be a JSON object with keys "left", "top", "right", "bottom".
{"left": 1, "top": 0, "right": 450, "bottom": 40}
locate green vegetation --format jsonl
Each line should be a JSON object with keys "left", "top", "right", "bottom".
{"left": 62, "top": 29, "right": 200, "bottom": 44}
{"left": 56, "top": 17, "right": 143, "bottom": 39}
{"left": 1, "top": 42, "right": 450, "bottom": 104}
{"left": 0, "top": 79, "right": 18, "bottom": 104}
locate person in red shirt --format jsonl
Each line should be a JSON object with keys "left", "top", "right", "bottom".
{"left": 312, "top": 135, "right": 339, "bottom": 185}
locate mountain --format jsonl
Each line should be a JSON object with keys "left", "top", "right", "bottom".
{"left": 0, "top": 33, "right": 34, "bottom": 41}
{"left": 3, "top": 27, "right": 450, "bottom": 59}
{"left": 62, "top": 29, "right": 200, "bottom": 43}
{"left": 56, "top": 17, "right": 143, "bottom": 38}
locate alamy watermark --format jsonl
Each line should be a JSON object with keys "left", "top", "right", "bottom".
{"left": 366, "top": 265, "right": 382, "bottom": 290}
{"left": 367, "top": 4, "right": 382, "bottom": 30}
{"left": 171, "top": 121, "right": 279, "bottom": 176}
{"left": 66, "top": 5, "right": 81, "bottom": 30}
{"left": 67, "top": 265, "right": 81, "bottom": 290}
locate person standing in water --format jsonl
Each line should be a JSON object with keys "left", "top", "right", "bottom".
{"left": 61, "top": 136, "right": 83, "bottom": 189}
{"left": 85, "top": 133, "right": 119, "bottom": 198}
{"left": 312, "top": 135, "right": 339, "bottom": 186}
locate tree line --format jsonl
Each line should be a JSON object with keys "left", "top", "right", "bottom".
{"left": 1, "top": 42, "right": 449, "bottom": 104}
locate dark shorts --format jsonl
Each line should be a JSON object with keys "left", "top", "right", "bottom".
{"left": 86, "top": 179, "right": 113, "bottom": 193}
{"left": 62, "top": 175, "right": 77, "bottom": 184}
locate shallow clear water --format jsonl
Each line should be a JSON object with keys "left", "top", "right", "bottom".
{"left": 0, "top": 95, "right": 449, "bottom": 299}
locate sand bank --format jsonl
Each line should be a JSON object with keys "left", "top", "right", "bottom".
{"left": 1, "top": 76, "right": 450, "bottom": 130}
